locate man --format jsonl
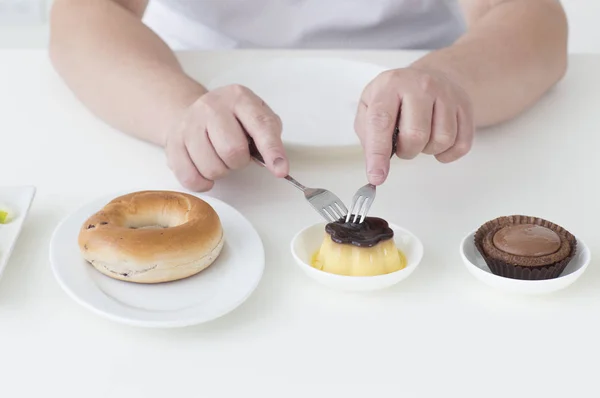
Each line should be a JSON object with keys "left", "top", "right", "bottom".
{"left": 48, "top": 0, "right": 568, "bottom": 191}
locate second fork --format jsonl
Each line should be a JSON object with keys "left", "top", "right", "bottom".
{"left": 346, "top": 126, "right": 399, "bottom": 223}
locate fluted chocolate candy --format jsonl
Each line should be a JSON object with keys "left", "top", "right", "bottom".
{"left": 325, "top": 216, "right": 393, "bottom": 248}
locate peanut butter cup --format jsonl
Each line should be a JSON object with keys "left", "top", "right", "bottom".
{"left": 474, "top": 215, "right": 577, "bottom": 280}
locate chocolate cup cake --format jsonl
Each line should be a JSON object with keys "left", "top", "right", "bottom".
{"left": 474, "top": 215, "right": 577, "bottom": 280}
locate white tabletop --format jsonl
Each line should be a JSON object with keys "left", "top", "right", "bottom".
{"left": 1, "top": 49, "right": 599, "bottom": 397}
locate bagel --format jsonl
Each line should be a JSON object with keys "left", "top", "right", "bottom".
{"left": 77, "top": 190, "right": 224, "bottom": 284}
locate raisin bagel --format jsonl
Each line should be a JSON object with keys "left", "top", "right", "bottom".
{"left": 78, "top": 190, "right": 224, "bottom": 284}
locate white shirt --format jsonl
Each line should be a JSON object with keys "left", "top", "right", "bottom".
{"left": 143, "top": 0, "right": 466, "bottom": 50}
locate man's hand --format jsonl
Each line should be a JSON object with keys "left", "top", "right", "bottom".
{"left": 165, "top": 84, "right": 289, "bottom": 191}
{"left": 355, "top": 67, "right": 475, "bottom": 185}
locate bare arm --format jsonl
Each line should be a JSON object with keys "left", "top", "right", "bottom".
{"left": 49, "top": 0, "right": 207, "bottom": 146}
{"left": 50, "top": 0, "right": 289, "bottom": 191}
{"left": 411, "top": 0, "right": 568, "bottom": 127}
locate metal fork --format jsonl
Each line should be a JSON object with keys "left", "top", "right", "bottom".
{"left": 346, "top": 127, "right": 399, "bottom": 224}
{"left": 248, "top": 137, "right": 349, "bottom": 223}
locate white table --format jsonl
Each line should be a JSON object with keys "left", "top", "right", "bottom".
{"left": 1, "top": 49, "right": 599, "bottom": 397}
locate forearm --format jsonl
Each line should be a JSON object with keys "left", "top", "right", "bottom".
{"left": 411, "top": 0, "right": 568, "bottom": 127}
{"left": 49, "top": 0, "right": 206, "bottom": 147}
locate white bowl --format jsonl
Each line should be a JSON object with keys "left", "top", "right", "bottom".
{"left": 460, "top": 230, "right": 591, "bottom": 295}
{"left": 290, "top": 222, "right": 424, "bottom": 292}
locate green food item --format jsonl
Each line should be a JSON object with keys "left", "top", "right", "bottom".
{"left": 0, "top": 210, "right": 8, "bottom": 224}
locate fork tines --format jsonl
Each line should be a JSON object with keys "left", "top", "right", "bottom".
{"left": 345, "top": 183, "right": 376, "bottom": 224}
{"left": 320, "top": 201, "right": 348, "bottom": 223}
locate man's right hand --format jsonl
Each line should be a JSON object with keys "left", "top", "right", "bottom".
{"left": 165, "top": 84, "right": 289, "bottom": 191}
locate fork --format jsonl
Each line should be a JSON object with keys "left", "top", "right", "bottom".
{"left": 248, "top": 137, "right": 349, "bottom": 223}
{"left": 346, "top": 127, "right": 399, "bottom": 224}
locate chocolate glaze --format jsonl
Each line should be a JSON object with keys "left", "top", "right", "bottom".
{"left": 325, "top": 216, "right": 394, "bottom": 248}
{"left": 492, "top": 224, "right": 561, "bottom": 257}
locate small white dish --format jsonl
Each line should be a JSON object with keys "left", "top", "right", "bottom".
{"left": 206, "top": 57, "right": 389, "bottom": 150}
{"left": 460, "top": 230, "right": 591, "bottom": 295}
{"left": 291, "top": 221, "right": 424, "bottom": 292}
{"left": 0, "top": 185, "right": 36, "bottom": 281}
{"left": 49, "top": 192, "right": 265, "bottom": 328}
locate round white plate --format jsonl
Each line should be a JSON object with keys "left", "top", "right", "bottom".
{"left": 206, "top": 57, "right": 389, "bottom": 149}
{"left": 49, "top": 193, "right": 265, "bottom": 328}
{"left": 291, "top": 221, "right": 423, "bottom": 292}
{"left": 460, "top": 230, "right": 591, "bottom": 295}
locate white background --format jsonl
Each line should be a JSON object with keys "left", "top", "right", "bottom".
{"left": 0, "top": 0, "right": 598, "bottom": 53}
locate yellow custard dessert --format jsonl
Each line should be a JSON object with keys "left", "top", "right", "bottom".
{"left": 311, "top": 216, "right": 406, "bottom": 276}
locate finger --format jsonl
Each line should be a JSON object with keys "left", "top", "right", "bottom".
{"left": 353, "top": 101, "right": 368, "bottom": 145}
{"left": 435, "top": 105, "right": 474, "bottom": 163}
{"left": 363, "top": 94, "right": 400, "bottom": 185}
{"left": 396, "top": 95, "right": 434, "bottom": 159}
{"left": 206, "top": 111, "right": 251, "bottom": 170}
{"left": 165, "top": 140, "right": 214, "bottom": 192}
{"left": 234, "top": 92, "right": 288, "bottom": 177}
{"left": 422, "top": 99, "right": 457, "bottom": 155}
{"left": 185, "top": 125, "right": 230, "bottom": 181}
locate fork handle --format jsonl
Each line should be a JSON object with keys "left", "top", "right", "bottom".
{"left": 248, "top": 136, "right": 265, "bottom": 164}
{"left": 282, "top": 175, "right": 307, "bottom": 192}
{"left": 247, "top": 136, "right": 307, "bottom": 192}
{"left": 390, "top": 126, "right": 399, "bottom": 158}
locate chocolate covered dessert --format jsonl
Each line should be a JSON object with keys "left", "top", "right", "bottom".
{"left": 311, "top": 216, "right": 406, "bottom": 276}
{"left": 474, "top": 215, "right": 577, "bottom": 280}
{"left": 325, "top": 217, "right": 394, "bottom": 248}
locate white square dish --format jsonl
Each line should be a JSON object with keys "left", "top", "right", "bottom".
{"left": 0, "top": 186, "right": 36, "bottom": 280}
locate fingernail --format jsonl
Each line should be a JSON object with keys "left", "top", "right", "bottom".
{"left": 367, "top": 168, "right": 387, "bottom": 184}
{"left": 368, "top": 168, "right": 386, "bottom": 177}
{"left": 273, "top": 157, "right": 287, "bottom": 174}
